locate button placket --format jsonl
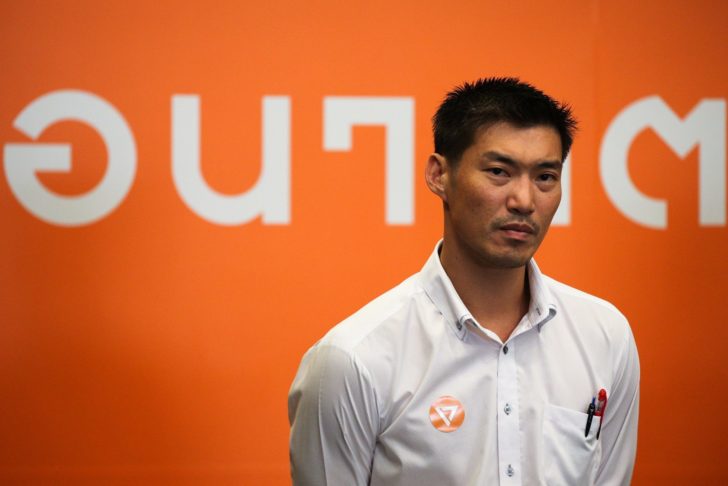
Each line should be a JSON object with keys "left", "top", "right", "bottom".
{"left": 497, "top": 340, "right": 522, "bottom": 484}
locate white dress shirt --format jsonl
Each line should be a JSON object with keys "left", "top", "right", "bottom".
{"left": 289, "top": 242, "right": 640, "bottom": 485}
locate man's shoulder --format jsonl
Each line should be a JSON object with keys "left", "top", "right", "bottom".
{"left": 290, "top": 272, "right": 426, "bottom": 419}
{"left": 317, "top": 272, "right": 425, "bottom": 354}
{"left": 542, "top": 275, "right": 632, "bottom": 338}
{"left": 545, "top": 276, "right": 626, "bottom": 317}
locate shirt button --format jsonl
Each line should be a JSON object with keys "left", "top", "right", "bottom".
{"left": 506, "top": 464, "right": 514, "bottom": 477}
{"left": 504, "top": 403, "right": 512, "bottom": 415}
{"left": 456, "top": 322, "right": 462, "bottom": 330}
{"left": 503, "top": 345, "right": 509, "bottom": 354}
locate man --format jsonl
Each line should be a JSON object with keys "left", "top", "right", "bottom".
{"left": 288, "top": 78, "right": 639, "bottom": 485}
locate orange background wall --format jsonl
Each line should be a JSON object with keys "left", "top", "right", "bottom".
{"left": 1, "top": 1, "right": 726, "bottom": 484}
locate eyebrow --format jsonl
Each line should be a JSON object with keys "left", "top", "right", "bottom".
{"left": 481, "top": 150, "right": 562, "bottom": 169}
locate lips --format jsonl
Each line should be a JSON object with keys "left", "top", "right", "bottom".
{"left": 498, "top": 221, "right": 536, "bottom": 242}
{"left": 500, "top": 222, "right": 535, "bottom": 234}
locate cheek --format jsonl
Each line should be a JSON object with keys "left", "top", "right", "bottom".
{"left": 453, "top": 189, "right": 500, "bottom": 233}
{"left": 456, "top": 180, "right": 495, "bottom": 206}
{"left": 448, "top": 177, "right": 502, "bottom": 225}
{"left": 538, "top": 192, "right": 562, "bottom": 219}
{"left": 532, "top": 202, "right": 561, "bottom": 234}
{"left": 464, "top": 188, "right": 500, "bottom": 216}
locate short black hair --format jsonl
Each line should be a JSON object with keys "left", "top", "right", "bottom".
{"left": 433, "top": 77, "right": 577, "bottom": 164}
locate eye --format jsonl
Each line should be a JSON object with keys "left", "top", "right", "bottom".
{"left": 486, "top": 167, "right": 508, "bottom": 176}
{"left": 537, "top": 172, "right": 559, "bottom": 182}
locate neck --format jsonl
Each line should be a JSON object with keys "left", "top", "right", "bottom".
{"left": 439, "top": 237, "right": 530, "bottom": 343}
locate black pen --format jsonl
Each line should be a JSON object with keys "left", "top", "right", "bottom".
{"left": 585, "top": 397, "right": 596, "bottom": 437}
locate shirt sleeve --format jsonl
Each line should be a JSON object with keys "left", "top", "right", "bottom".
{"left": 594, "top": 324, "right": 640, "bottom": 486}
{"left": 288, "top": 343, "right": 380, "bottom": 486}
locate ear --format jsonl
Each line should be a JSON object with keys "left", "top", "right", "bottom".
{"left": 425, "top": 153, "right": 449, "bottom": 202}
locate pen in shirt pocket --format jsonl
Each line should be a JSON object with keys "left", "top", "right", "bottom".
{"left": 595, "top": 388, "right": 608, "bottom": 439}
{"left": 584, "top": 397, "right": 596, "bottom": 437}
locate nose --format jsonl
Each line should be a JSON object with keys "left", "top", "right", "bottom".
{"left": 506, "top": 176, "right": 536, "bottom": 215}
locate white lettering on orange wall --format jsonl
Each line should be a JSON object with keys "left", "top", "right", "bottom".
{"left": 552, "top": 154, "right": 571, "bottom": 226}
{"left": 4, "top": 91, "right": 725, "bottom": 229}
{"left": 323, "top": 97, "right": 415, "bottom": 225}
{"left": 3, "top": 90, "right": 136, "bottom": 226}
{"left": 601, "top": 96, "right": 726, "bottom": 228}
{"left": 172, "top": 95, "right": 291, "bottom": 225}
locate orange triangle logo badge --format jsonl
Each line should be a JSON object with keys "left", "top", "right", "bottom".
{"left": 429, "top": 396, "right": 465, "bottom": 432}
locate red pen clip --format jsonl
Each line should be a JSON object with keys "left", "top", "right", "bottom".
{"left": 595, "top": 388, "right": 608, "bottom": 439}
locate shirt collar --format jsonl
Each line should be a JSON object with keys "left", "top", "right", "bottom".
{"left": 419, "top": 240, "right": 557, "bottom": 341}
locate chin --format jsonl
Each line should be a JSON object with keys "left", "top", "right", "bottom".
{"left": 460, "top": 236, "right": 536, "bottom": 269}
{"left": 477, "top": 251, "right": 532, "bottom": 269}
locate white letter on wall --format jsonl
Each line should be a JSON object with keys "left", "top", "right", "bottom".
{"left": 552, "top": 153, "right": 572, "bottom": 226}
{"left": 323, "top": 97, "right": 414, "bottom": 225}
{"left": 600, "top": 96, "right": 726, "bottom": 229}
{"left": 3, "top": 90, "right": 136, "bottom": 226}
{"left": 172, "top": 95, "right": 290, "bottom": 225}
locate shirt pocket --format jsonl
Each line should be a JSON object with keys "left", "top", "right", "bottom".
{"left": 542, "top": 403, "right": 601, "bottom": 486}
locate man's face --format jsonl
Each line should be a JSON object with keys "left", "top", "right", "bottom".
{"left": 436, "top": 122, "right": 563, "bottom": 269}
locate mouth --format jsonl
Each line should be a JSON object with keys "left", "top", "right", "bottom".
{"left": 499, "top": 222, "right": 535, "bottom": 241}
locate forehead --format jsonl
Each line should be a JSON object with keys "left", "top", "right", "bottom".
{"left": 469, "top": 122, "right": 563, "bottom": 163}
